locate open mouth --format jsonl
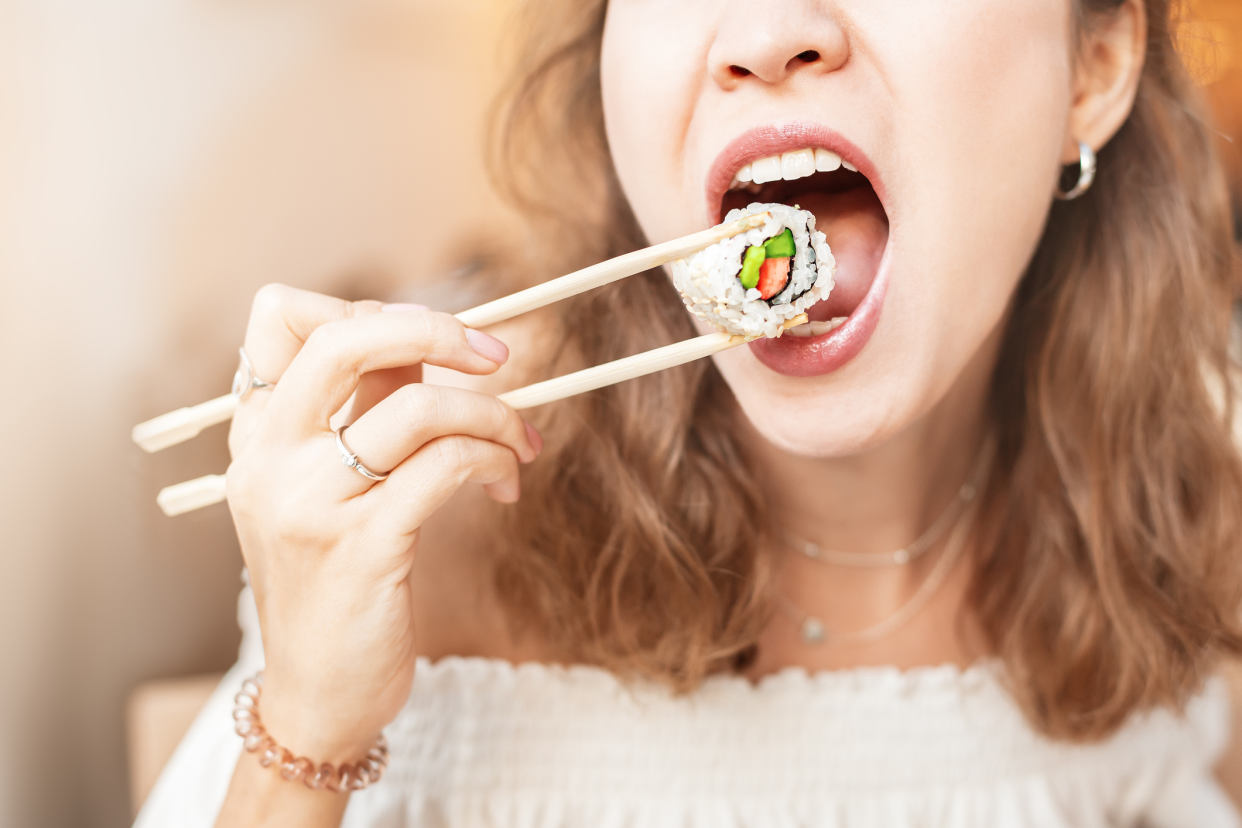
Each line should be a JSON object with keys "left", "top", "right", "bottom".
{"left": 716, "top": 145, "right": 890, "bottom": 337}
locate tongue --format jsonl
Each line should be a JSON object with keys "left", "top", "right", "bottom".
{"left": 792, "top": 187, "right": 888, "bottom": 322}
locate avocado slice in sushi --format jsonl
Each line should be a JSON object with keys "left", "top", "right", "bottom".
{"left": 739, "top": 245, "right": 766, "bottom": 289}
{"left": 763, "top": 228, "right": 795, "bottom": 258}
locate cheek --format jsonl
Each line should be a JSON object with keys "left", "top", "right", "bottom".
{"left": 879, "top": 0, "right": 1074, "bottom": 393}
{"left": 601, "top": 3, "right": 708, "bottom": 243}
{"left": 890, "top": 0, "right": 1073, "bottom": 290}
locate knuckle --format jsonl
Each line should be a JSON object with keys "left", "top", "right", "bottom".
{"left": 428, "top": 434, "right": 475, "bottom": 471}
{"left": 496, "top": 400, "right": 524, "bottom": 436}
{"left": 497, "top": 448, "right": 520, "bottom": 477}
{"left": 434, "top": 388, "right": 470, "bottom": 426}
{"left": 302, "top": 319, "right": 348, "bottom": 359}
{"left": 414, "top": 309, "right": 460, "bottom": 348}
{"left": 483, "top": 401, "right": 525, "bottom": 452}
{"left": 412, "top": 309, "right": 440, "bottom": 340}
{"left": 250, "top": 283, "right": 292, "bottom": 322}
{"left": 395, "top": 382, "right": 437, "bottom": 421}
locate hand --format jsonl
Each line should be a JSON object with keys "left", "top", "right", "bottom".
{"left": 225, "top": 285, "right": 540, "bottom": 763}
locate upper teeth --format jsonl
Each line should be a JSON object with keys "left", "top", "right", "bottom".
{"left": 730, "top": 148, "right": 853, "bottom": 188}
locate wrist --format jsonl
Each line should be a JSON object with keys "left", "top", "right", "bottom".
{"left": 233, "top": 672, "right": 389, "bottom": 793}
{"left": 257, "top": 673, "right": 386, "bottom": 764}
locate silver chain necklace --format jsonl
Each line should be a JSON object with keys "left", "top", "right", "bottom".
{"left": 786, "top": 443, "right": 990, "bottom": 568}
{"left": 778, "top": 497, "right": 978, "bottom": 645}
{"left": 776, "top": 439, "right": 994, "bottom": 646}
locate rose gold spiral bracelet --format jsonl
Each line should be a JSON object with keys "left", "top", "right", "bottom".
{"left": 232, "top": 672, "right": 389, "bottom": 792}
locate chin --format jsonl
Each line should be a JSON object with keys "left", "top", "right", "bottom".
{"left": 714, "top": 349, "right": 920, "bottom": 460}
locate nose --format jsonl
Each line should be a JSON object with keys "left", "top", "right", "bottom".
{"left": 708, "top": 1, "right": 849, "bottom": 90}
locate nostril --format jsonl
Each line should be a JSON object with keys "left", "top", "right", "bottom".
{"left": 729, "top": 65, "right": 752, "bottom": 78}
{"left": 796, "top": 50, "right": 820, "bottom": 63}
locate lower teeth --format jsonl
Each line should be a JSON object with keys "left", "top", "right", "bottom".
{"left": 785, "top": 317, "right": 847, "bottom": 337}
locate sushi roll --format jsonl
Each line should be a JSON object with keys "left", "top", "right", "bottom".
{"left": 671, "top": 202, "right": 835, "bottom": 339}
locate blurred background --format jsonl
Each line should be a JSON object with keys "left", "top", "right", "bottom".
{"left": 0, "top": 1, "right": 1238, "bottom": 826}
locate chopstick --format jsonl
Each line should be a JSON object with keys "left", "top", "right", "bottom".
{"left": 158, "top": 475, "right": 229, "bottom": 517}
{"left": 453, "top": 212, "right": 769, "bottom": 328}
{"left": 498, "top": 330, "right": 745, "bottom": 409}
{"left": 131, "top": 212, "right": 771, "bottom": 454}
{"left": 153, "top": 314, "right": 808, "bottom": 516}
{"left": 133, "top": 394, "right": 240, "bottom": 454}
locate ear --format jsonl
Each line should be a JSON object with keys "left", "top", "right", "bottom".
{"left": 1063, "top": 0, "right": 1148, "bottom": 163}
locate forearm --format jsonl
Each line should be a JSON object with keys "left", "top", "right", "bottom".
{"left": 1214, "top": 658, "right": 1242, "bottom": 810}
{"left": 215, "top": 753, "right": 350, "bottom": 828}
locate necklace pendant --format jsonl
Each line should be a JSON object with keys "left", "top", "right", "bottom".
{"left": 800, "top": 616, "right": 827, "bottom": 645}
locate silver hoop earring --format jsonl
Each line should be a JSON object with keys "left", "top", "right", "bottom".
{"left": 1054, "top": 141, "right": 1097, "bottom": 201}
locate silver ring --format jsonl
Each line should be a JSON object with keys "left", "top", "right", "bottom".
{"left": 1054, "top": 140, "right": 1097, "bottom": 201}
{"left": 335, "top": 425, "right": 389, "bottom": 482}
{"left": 232, "top": 347, "right": 275, "bottom": 399}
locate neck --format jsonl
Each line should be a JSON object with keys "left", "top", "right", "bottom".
{"left": 750, "top": 337, "right": 997, "bottom": 558}
{"left": 742, "top": 330, "right": 1001, "bottom": 675}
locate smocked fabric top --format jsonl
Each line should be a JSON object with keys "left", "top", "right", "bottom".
{"left": 135, "top": 583, "right": 1240, "bottom": 828}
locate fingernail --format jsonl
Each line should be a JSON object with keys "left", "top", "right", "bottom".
{"left": 525, "top": 422, "right": 543, "bottom": 457}
{"left": 381, "top": 303, "right": 429, "bottom": 313}
{"left": 465, "top": 329, "right": 509, "bottom": 364}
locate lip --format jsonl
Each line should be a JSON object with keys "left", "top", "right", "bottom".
{"left": 704, "top": 122, "right": 890, "bottom": 225}
{"left": 703, "top": 123, "right": 891, "bottom": 377}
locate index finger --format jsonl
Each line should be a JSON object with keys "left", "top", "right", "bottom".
{"left": 268, "top": 308, "right": 507, "bottom": 437}
{"left": 242, "top": 284, "right": 382, "bottom": 386}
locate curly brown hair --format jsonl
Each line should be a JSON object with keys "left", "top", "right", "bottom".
{"left": 485, "top": 0, "right": 1242, "bottom": 741}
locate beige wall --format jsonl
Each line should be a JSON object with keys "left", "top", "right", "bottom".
{"left": 0, "top": 2, "right": 512, "bottom": 825}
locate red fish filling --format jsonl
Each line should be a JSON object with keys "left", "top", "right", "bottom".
{"left": 756, "top": 257, "right": 790, "bottom": 300}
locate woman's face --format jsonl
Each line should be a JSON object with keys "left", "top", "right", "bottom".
{"left": 601, "top": 0, "right": 1073, "bottom": 456}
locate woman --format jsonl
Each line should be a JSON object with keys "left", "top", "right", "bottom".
{"left": 136, "top": 0, "right": 1242, "bottom": 825}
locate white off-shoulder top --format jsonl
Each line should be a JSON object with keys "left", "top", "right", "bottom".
{"left": 135, "top": 583, "right": 1240, "bottom": 828}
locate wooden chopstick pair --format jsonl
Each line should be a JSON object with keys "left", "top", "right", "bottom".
{"left": 138, "top": 212, "right": 801, "bottom": 516}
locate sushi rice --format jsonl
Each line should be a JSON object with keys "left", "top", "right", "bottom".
{"left": 671, "top": 202, "right": 835, "bottom": 339}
